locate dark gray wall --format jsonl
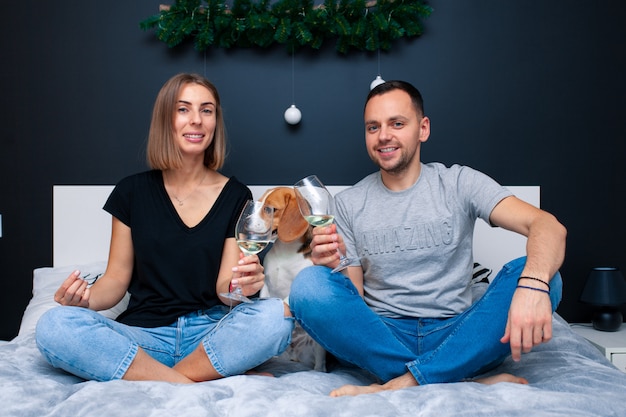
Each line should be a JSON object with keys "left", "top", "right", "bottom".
{"left": 1, "top": 1, "right": 625, "bottom": 339}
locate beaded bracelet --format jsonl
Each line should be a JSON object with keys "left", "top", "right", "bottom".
{"left": 516, "top": 284, "right": 550, "bottom": 295}
{"left": 518, "top": 276, "right": 550, "bottom": 291}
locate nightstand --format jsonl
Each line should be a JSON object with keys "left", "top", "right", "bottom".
{"left": 571, "top": 323, "right": 626, "bottom": 373}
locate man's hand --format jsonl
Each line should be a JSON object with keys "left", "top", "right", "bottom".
{"left": 310, "top": 224, "right": 346, "bottom": 269}
{"left": 500, "top": 285, "right": 553, "bottom": 361}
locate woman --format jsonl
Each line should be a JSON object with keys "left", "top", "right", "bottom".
{"left": 35, "top": 73, "right": 293, "bottom": 383}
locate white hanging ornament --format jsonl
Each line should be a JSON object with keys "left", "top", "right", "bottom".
{"left": 284, "top": 104, "right": 302, "bottom": 125}
{"left": 370, "top": 75, "right": 385, "bottom": 90}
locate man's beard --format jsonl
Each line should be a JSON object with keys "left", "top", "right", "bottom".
{"left": 374, "top": 149, "right": 414, "bottom": 176}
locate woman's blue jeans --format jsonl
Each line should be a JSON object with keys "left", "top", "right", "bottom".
{"left": 36, "top": 298, "right": 293, "bottom": 381}
{"left": 289, "top": 256, "right": 562, "bottom": 385}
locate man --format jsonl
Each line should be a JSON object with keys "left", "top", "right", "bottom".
{"left": 289, "top": 80, "right": 566, "bottom": 396}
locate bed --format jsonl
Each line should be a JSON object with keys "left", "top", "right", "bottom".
{"left": 2, "top": 185, "right": 625, "bottom": 417}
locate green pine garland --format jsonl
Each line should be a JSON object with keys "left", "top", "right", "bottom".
{"left": 140, "top": 0, "right": 432, "bottom": 54}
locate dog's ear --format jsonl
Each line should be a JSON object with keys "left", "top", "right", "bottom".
{"left": 263, "top": 187, "right": 309, "bottom": 243}
{"left": 279, "top": 191, "right": 310, "bottom": 242}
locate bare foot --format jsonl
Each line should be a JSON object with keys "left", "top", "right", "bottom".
{"left": 330, "top": 372, "right": 417, "bottom": 397}
{"left": 244, "top": 370, "right": 275, "bottom": 377}
{"left": 474, "top": 373, "right": 528, "bottom": 385}
{"left": 331, "top": 383, "right": 385, "bottom": 397}
{"left": 330, "top": 372, "right": 527, "bottom": 397}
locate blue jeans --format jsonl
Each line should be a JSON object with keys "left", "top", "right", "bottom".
{"left": 289, "top": 256, "right": 562, "bottom": 385}
{"left": 36, "top": 298, "right": 293, "bottom": 381}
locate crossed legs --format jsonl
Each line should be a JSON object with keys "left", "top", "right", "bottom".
{"left": 290, "top": 258, "right": 562, "bottom": 396}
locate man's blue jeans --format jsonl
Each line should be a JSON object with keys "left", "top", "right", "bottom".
{"left": 36, "top": 298, "right": 293, "bottom": 381}
{"left": 289, "top": 256, "right": 562, "bottom": 385}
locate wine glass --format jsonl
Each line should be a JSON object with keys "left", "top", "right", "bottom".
{"left": 220, "top": 200, "right": 274, "bottom": 303}
{"left": 294, "top": 175, "right": 351, "bottom": 273}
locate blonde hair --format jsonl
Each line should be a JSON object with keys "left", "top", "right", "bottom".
{"left": 146, "top": 73, "right": 227, "bottom": 170}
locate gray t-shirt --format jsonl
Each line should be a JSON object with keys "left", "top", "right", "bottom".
{"left": 334, "top": 163, "right": 512, "bottom": 319}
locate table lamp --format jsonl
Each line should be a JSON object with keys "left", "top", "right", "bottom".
{"left": 579, "top": 267, "right": 626, "bottom": 331}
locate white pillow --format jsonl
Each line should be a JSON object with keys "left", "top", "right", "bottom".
{"left": 18, "top": 261, "right": 129, "bottom": 337}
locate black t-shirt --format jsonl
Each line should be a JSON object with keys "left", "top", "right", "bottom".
{"left": 103, "top": 170, "right": 251, "bottom": 328}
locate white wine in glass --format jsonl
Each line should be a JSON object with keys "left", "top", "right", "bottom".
{"left": 294, "top": 175, "right": 351, "bottom": 273}
{"left": 304, "top": 214, "right": 335, "bottom": 227}
{"left": 220, "top": 200, "right": 274, "bottom": 303}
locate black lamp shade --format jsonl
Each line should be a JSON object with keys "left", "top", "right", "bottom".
{"left": 580, "top": 267, "right": 626, "bottom": 331}
{"left": 580, "top": 267, "right": 626, "bottom": 306}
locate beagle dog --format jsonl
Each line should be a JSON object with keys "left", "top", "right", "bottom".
{"left": 259, "top": 187, "right": 326, "bottom": 371}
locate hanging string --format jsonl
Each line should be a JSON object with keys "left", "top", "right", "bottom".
{"left": 370, "top": 48, "right": 385, "bottom": 90}
{"left": 284, "top": 43, "right": 302, "bottom": 125}
{"left": 202, "top": 5, "right": 210, "bottom": 78}
{"left": 291, "top": 46, "right": 296, "bottom": 105}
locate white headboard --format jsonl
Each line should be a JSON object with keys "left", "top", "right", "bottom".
{"left": 53, "top": 185, "right": 539, "bottom": 273}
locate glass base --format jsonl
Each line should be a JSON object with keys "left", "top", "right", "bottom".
{"left": 220, "top": 290, "right": 254, "bottom": 304}
{"left": 331, "top": 256, "right": 351, "bottom": 273}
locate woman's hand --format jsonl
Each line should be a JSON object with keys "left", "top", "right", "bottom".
{"left": 230, "top": 252, "right": 265, "bottom": 298}
{"left": 54, "top": 270, "right": 91, "bottom": 308}
{"left": 310, "top": 224, "right": 346, "bottom": 269}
